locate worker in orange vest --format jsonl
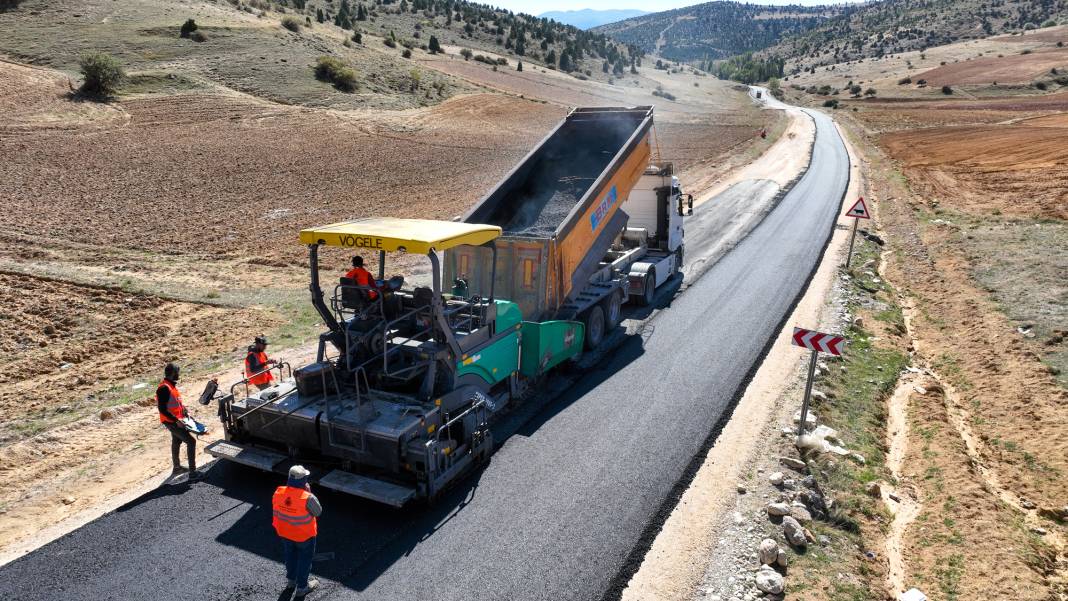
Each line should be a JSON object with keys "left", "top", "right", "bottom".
{"left": 273, "top": 465, "right": 322, "bottom": 596}
{"left": 157, "top": 363, "right": 203, "bottom": 480}
{"left": 244, "top": 335, "right": 277, "bottom": 391}
{"left": 344, "top": 256, "right": 378, "bottom": 301}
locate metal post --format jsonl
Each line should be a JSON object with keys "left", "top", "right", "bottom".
{"left": 845, "top": 217, "right": 859, "bottom": 269}
{"left": 797, "top": 349, "right": 819, "bottom": 438}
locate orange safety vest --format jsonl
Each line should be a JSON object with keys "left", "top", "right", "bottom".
{"left": 345, "top": 266, "right": 378, "bottom": 300}
{"left": 157, "top": 379, "right": 185, "bottom": 424}
{"left": 245, "top": 351, "right": 274, "bottom": 386}
{"left": 272, "top": 486, "right": 318, "bottom": 542}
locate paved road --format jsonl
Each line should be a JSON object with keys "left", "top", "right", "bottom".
{"left": 0, "top": 107, "right": 849, "bottom": 601}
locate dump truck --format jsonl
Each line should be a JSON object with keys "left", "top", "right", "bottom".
{"left": 447, "top": 106, "right": 693, "bottom": 349}
{"left": 205, "top": 106, "right": 692, "bottom": 506}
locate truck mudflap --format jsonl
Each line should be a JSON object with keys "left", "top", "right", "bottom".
{"left": 317, "top": 470, "right": 416, "bottom": 507}
{"left": 206, "top": 440, "right": 288, "bottom": 472}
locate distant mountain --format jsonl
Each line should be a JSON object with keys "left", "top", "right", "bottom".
{"left": 540, "top": 9, "right": 650, "bottom": 30}
{"left": 593, "top": 3, "right": 835, "bottom": 62}
{"left": 596, "top": 0, "right": 1068, "bottom": 67}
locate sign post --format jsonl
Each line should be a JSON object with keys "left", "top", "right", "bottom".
{"left": 792, "top": 327, "right": 845, "bottom": 437}
{"left": 844, "top": 197, "right": 870, "bottom": 268}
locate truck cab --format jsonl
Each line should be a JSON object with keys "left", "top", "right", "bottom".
{"left": 618, "top": 163, "right": 692, "bottom": 305}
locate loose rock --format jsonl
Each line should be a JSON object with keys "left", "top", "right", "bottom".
{"left": 776, "top": 548, "right": 788, "bottom": 568}
{"left": 780, "top": 457, "right": 806, "bottom": 471}
{"left": 62, "top": 496, "right": 76, "bottom": 505}
{"left": 789, "top": 503, "right": 813, "bottom": 523}
{"left": 782, "top": 516, "right": 807, "bottom": 548}
{"left": 754, "top": 565, "right": 784, "bottom": 595}
{"left": 767, "top": 502, "right": 790, "bottom": 517}
{"left": 865, "top": 481, "right": 882, "bottom": 497}
{"left": 99, "top": 408, "right": 116, "bottom": 421}
{"left": 848, "top": 452, "right": 866, "bottom": 465}
{"left": 758, "top": 538, "right": 779, "bottom": 565}
{"left": 768, "top": 471, "right": 784, "bottom": 486}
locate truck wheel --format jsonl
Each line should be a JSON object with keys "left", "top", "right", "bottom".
{"left": 637, "top": 270, "right": 656, "bottom": 307}
{"left": 603, "top": 290, "right": 623, "bottom": 328}
{"left": 583, "top": 305, "right": 605, "bottom": 350}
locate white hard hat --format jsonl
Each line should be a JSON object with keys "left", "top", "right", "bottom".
{"left": 289, "top": 465, "right": 311, "bottom": 480}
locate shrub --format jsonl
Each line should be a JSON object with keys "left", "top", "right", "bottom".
{"left": 651, "top": 87, "right": 676, "bottom": 101}
{"left": 898, "top": 76, "right": 912, "bottom": 85}
{"left": 1059, "top": 41, "right": 1065, "bottom": 48}
{"left": 314, "top": 56, "right": 357, "bottom": 92}
{"left": 352, "top": 32, "right": 362, "bottom": 44}
{"left": 180, "top": 19, "right": 198, "bottom": 38}
{"left": 190, "top": 30, "right": 208, "bottom": 43}
{"left": 1035, "top": 81, "right": 1048, "bottom": 90}
{"left": 941, "top": 85, "right": 953, "bottom": 95}
{"left": 864, "top": 87, "right": 876, "bottom": 96}
{"left": 384, "top": 37, "right": 397, "bottom": 48}
{"left": 281, "top": 16, "right": 301, "bottom": 32}
{"left": 1043, "top": 19, "right": 1056, "bottom": 27}
{"left": 1021, "top": 49, "right": 1032, "bottom": 55}
{"left": 0, "top": 0, "right": 23, "bottom": 10}
{"left": 79, "top": 53, "right": 125, "bottom": 98}
{"left": 428, "top": 35, "right": 441, "bottom": 54}
{"left": 460, "top": 48, "right": 473, "bottom": 60}
{"left": 849, "top": 84, "right": 862, "bottom": 96}
{"left": 822, "top": 98, "right": 838, "bottom": 108}
{"left": 402, "top": 47, "right": 412, "bottom": 59}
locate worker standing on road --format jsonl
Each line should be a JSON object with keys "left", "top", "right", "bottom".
{"left": 344, "top": 255, "right": 378, "bottom": 301}
{"left": 244, "top": 335, "right": 277, "bottom": 391}
{"left": 273, "top": 465, "right": 322, "bottom": 597}
{"left": 157, "top": 363, "right": 202, "bottom": 480}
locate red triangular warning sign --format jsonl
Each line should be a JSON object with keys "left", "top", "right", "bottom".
{"left": 846, "top": 197, "right": 870, "bottom": 219}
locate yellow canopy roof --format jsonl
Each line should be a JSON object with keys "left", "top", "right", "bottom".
{"left": 299, "top": 217, "right": 501, "bottom": 254}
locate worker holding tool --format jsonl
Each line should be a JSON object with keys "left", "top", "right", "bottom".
{"left": 344, "top": 255, "right": 378, "bottom": 301}
{"left": 157, "top": 363, "right": 203, "bottom": 480}
{"left": 244, "top": 335, "right": 277, "bottom": 391}
{"left": 273, "top": 465, "right": 322, "bottom": 597}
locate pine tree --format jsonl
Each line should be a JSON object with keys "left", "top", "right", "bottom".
{"left": 316, "top": 8, "right": 325, "bottom": 23}
{"left": 356, "top": 3, "right": 368, "bottom": 20}
{"left": 428, "top": 35, "right": 442, "bottom": 54}
{"left": 516, "top": 60, "right": 523, "bottom": 72}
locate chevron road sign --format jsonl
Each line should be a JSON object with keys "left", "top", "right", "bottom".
{"left": 792, "top": 326, "right": 846, "bottom": 437}
{"left": 792, "top": 327, "right": 846, "bottom": 356}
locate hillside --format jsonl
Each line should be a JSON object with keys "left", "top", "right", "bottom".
{"left": 0, "top": 0, "right": 640, "bottom": 109}
{"left": 771, "top": 0, "right": 1068, "bottom": 71}
{"left": 539, "top": 9, "right": 648, "bottom": 30}
{"left": 593, "top": 2, "right": 836, "bottom": 63}
{"left": 595, "top": 0, "right": 1068, "bottom": 70}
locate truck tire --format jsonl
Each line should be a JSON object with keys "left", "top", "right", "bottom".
{"left": 603, "top": 290, "right": 623, "bottom": 328}
{"left": 637, "top": 269, "right": 656, "bottom": 307}
{"left": 583, "top": 305, "right": 605, "bottom": 350}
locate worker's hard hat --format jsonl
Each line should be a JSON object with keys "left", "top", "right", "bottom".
{"left": 255, "top": 335, "right": 268, "bottom": 346}
{"left": 289, "top": 465, "right": 310, "bottom": 480}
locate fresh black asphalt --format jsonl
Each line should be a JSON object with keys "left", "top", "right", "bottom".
{"left": 0, "top": 108, "right": 849, "bottom": 601}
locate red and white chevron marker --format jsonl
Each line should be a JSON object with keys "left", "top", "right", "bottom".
{"left": 792, "top": 327, "right": 845, "bottom": 356}
{"left": 792, "top": 327, "right": 846, "bottom": 437}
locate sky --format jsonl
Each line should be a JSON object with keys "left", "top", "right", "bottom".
{"left": 490, "top": 0, "right": 865, "bottom": 16}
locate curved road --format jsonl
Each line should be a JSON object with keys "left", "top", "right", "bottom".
{"left": 0, "top": 104, "right": 849, "bottom": 601}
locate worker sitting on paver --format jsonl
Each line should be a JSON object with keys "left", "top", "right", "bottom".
{"left": 273, "top": 465, "right": 322, "bottom": 597}
{"left": 344, "top": 255, "right": 378, "bottom": 301}
{"left": 157, "top": 363, "right": 203, "bottom": 481}
{"left": 244, "top": 335, "right": 277, "bottom": 391}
